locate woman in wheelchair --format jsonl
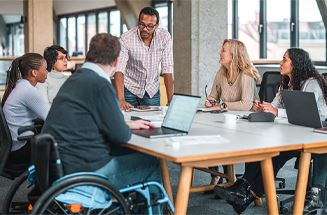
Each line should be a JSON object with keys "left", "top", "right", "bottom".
{"left": 2, "top": 53, "right": 50, "bottom": 176}
{"left": 40, "top": 33, "right": 164, "bottom": 214}
{"left": 214, "top": 48, "right": 327, "bottom": 214}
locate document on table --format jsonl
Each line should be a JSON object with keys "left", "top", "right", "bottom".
{"left": 165, "top": 135, "right": 229, "bottom": 147}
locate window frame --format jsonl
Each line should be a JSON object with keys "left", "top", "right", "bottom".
{"left": 231, "top": 0, "right": 327, "bottom": 65}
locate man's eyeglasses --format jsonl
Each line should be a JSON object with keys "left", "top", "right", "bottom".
{"left": 138, "top": 22, "right": 157, "bottom": 31}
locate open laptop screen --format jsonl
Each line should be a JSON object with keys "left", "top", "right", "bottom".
{"left": 162, "top": 94, "right": 201, "bottom": 132}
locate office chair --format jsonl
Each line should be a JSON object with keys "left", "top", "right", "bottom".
{"left": 322, "top": 73, "right": 327, "bottom": 81}
{"left": 0, "top": 105, "right": 41, "bottom": 214}
{"left": 258, "top": 71, "right": 282, "bottom": 102}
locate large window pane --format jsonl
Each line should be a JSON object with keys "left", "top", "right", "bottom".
{"left": 59, "top": 18, "right": 67, "bottom": 49}
{"left": 156, "top": 5, "right": 168, "bottom": 30}
{"left": 299, "top": 0, "right": 326, "bottom": 61}
{"left": 98, "top": 12, "right": 108, "bottom": 33}
{"left": 238, "top": 0, "right": 260, "bottom": 59}
{"left": 267, "top": 0, "right": 291, "bottom": 59}
{"left": 77, "top": 16, "right": 85, "bottom": 55}
{"left": 110, "top": 10, "right": 121, "bottom": 37}
{"left": 87, "top": 14, "right": 96, "bottom": 50}
{"left": 228, "top": 0, "right": 233, "bottom": 39}
{"left": 68, "top": 17, "right": 76, "bottom": 55}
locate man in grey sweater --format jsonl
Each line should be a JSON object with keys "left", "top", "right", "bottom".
{"left": 42, "top": 33, "right": 160, "bottom": 192}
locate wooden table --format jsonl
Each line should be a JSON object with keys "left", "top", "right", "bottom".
{"left": 126, "top": 111, "right": 327, "bottom": 214}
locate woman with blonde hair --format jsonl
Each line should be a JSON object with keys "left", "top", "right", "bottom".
{"left": 205, "top": 39, "right": 261, "bottom": 186}
{"left": 205, "top": 39, "right": 260, "bottom": 111}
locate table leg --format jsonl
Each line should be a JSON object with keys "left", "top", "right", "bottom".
{"left": 160, "top": 159, "right": 174, "bottom": 204}
{"left": 175, "top": 166, "right": 193, "bottom": 215}
{"left": 293, "top": 151, "right": 311, "bottom": 215}
{"left": 260, "top": 158, "right": 278, "bottom": 215}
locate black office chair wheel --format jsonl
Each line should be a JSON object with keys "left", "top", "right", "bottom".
{"left": 2, "top": 172, "right": 32, "bottom": 214}
{"left": 280, "top": 205, "right": 289, "bottom": 214}
{"left": 31, "top": 174, "right": 130, "bottom": 215}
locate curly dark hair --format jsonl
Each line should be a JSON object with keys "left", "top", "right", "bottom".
{"left": 43, "top": 45, "right": 68, "bottom": 72}
{"left": 281, "top": 48, "right": 327, "bottom": 103}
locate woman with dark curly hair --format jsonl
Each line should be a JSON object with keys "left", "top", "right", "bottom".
{"left": 36, "top": 45, "right": 69, "bottom": 105}
{"left": 214, "top": 48, "right": 327, "bottom": 214}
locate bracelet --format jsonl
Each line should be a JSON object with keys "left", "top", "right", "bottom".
{"left": 220, "top": 102, "right": 227, "bottom": 109}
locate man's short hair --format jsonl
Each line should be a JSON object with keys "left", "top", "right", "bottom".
{"left": 138, "top": 7, "right": 160, "bottom": 24}
{"left": 85, "top": 33, "right": 121, "bottom": 65}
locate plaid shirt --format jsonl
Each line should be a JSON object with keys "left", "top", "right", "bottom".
{"left": 116, "top": 27, "right": 173, "bottom": 98}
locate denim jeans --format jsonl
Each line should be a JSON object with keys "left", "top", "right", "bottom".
{"left": 124, "top": 88, "right": 160, "bottom": 107}
{"left": 95, "top": 152, "right": 162, "bottom": 214}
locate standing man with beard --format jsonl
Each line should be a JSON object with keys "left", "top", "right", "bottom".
{"left": 114, "top": 7, "right": 174, "bottom": 110}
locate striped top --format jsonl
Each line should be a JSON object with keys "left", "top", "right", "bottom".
{"left": 209, "top": 71, "right": 259, "bottom": 110}
{"left": 116, "top": 26, "right": 173, "bottom": 98}
{"left": 272, "top": 77, "right": 327, "bottom": 120}
{"left": 3, "top": 79, "right": 50, "bottom": 151}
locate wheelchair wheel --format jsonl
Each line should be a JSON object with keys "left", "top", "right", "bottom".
{"left": 2, "top": 172, "right": 33, "bottom": 214}
{"left": 31, "top": 174, "right": 130, "bottom": 215}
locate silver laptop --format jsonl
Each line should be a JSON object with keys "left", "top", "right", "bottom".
{"left": 132, "top": 94, "right": 201, "bottom": 138}
{"left": 282, "top": 90, "right": 326, "bottom": 128}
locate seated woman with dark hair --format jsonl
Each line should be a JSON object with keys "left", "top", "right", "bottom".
{"left": 214, "top": 48, "right": 327, "bottom": 214}
{"left": 36, "top": 45, "right": 69, "bottom": 105}
{"left": 2, "top": 53, "right": 50, "bottom": 174}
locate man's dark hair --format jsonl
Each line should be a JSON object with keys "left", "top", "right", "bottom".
{"left": 138, "top": 7, "right": 160, "bottom": 24}
{"left": 85, "top": 33, "right": 121, "bottom": 65}
{"left": 43, "top": 45, "right": 68, "bottom": 72}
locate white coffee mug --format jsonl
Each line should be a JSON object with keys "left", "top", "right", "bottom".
{"left": 223, "top": 113, "right": 237, "bottom": 124}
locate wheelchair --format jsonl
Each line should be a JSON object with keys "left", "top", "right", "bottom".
{"left": 4, "top": 133, "right": 174, "bottom": 215}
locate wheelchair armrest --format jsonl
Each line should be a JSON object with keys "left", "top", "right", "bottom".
{"left": 18, "top": 126, "right": 37, "bottom": 135}
{"left": 17, "top": 126, "right": 37, "bottom": 141}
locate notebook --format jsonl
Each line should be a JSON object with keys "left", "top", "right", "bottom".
{"left": 281, "top": 90, "right": 326, "bottom": 128}
{"left": 132, "top": 94, "right": 201, "bottom": 138}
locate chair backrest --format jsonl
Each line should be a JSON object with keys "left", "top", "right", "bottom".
{"left": 0, "top": 105, "right": 13, "bottom": 176}
{"left": 322, "top": 73, "right": 327, "bottom": 81}
{"left": 259, "top": 71, "right": 282, "bottom": 102}
{"left": 31, "top": 133, "right": 64, "bottom": 192}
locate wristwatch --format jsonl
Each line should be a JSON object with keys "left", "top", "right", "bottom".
{"left": 220, "top": 102, "right": 227, "bottom": 110}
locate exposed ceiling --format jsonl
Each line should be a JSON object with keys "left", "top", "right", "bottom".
{"left": 0, "top": 0, "right": 116, "bottom": 17}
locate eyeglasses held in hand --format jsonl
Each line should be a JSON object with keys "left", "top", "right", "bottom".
{"left": 205, "top": 84, "right": 220, "bottom": 105}
{"left": 138, "top": 22, "right": 156, "bottom": 30}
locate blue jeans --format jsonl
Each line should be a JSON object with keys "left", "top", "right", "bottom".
{"left": 124, "top": 88, "right": 160, "bottom": 107}
{"left": 95, "top": 153, "right": 162, "bottom": 214}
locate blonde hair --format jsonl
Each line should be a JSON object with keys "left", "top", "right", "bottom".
{"left": 220, "top": 39, "right": 260, "bottom": 84}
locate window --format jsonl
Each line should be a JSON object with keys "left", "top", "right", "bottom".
{"left": 58, "top": 7, "right": 123, "bottom": 56}
{"left": 77, "top": 16, "right": 86, "bottom": 54}
{"left": 98, "top": 12, "right": 108, "bottom": 33}
{"left": 87, "top": 14, "right": 96, "bottom": 51}
{"left": 110, "top": 10, "right": 120, "bottom": 37}
{"left": 231, "top": 0, "right": 327, "bottom": 64}
{"left": 299, "top": 0, "right": 326, "bottom": 61}
{"left": 237, "top": 0, "right": 260, "bottom": 59}
{"left": 68, "top": 17, "right": 76, "bottom": 55}
{"left": 0, "top": 15, "right": 24, "bottom": 57}
{"left": 267, "top": 0, "right": 291, "bottom": 59}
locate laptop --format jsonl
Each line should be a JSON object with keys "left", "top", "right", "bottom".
{"left": 281, "top": 90, "right": 326, "bottom": 128}
{"left": 132, "top": 94, "right": 201, "bottom": 138}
